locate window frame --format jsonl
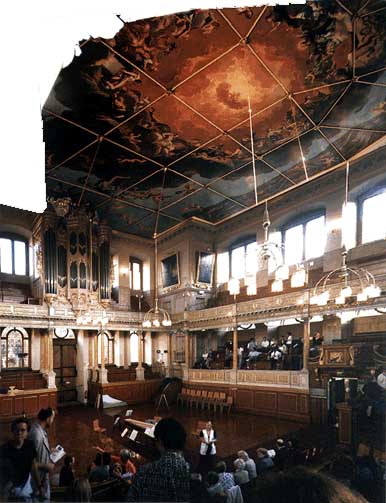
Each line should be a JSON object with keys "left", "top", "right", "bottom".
{"left": 1, "top": 327, "right": 30, "bottom": 369}
{"left": 0, "top": 233, "right": 29, "bottom": 276}
{"left": 97, "top": 330, "right": 114, "bottom": 366}
{"left": 130, "top": 257, "right": 143, "bottom": 291}
{"left": 357, "top": 185, "right": 386, "bottom": 246}
{"left": 281, "top": 210, "right": 326, "bottom": 265}
{"left": 229, "top": 234, "right": 257, "bottom": 279}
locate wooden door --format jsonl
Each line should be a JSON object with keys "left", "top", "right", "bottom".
{"left": 53, "top": 339, "right": 77, "bottom": 404}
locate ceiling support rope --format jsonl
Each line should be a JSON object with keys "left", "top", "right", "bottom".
{"left": 248, "top": 96, "right": 258, "bottom": 205}
{"left": 78, "top": 139, "right": 102, "bottom": 206}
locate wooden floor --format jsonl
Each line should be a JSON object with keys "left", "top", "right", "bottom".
{"left": 0, "top": 402, "right": 314, "bottom": 478}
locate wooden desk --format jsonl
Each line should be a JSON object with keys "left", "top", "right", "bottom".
{"left": 0, "top": 388, "right": 57, "bottom": 421}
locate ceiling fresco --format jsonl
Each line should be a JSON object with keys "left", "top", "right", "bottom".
{"left": 44, "top": 0, "right": 386, "bottom": 238}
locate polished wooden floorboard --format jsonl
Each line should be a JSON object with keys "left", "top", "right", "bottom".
{"left": 0, "top": 403, "right": 309, "bottom": 477}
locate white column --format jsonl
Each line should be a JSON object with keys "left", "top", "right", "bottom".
{"left": 114, "top": 330, "right": 121, "bottom": 366}
{"left": 76, "top": 329, "right": 89, "bottom": 403}
{"left": 31, "top": 328, "right": 41, "bottom": 371}
{"left": 45, "top": 328, "right": 56, "bottom": 389}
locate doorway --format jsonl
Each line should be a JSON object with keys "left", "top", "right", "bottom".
{"left": 53, "top": 338, "right": 77, "bottom": 404}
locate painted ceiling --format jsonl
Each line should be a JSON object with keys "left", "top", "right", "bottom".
{"left": 44, "top": 0, "right": 386, "bottom": 237}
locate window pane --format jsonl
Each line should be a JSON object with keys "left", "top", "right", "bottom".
{"left": 362, "top": 192, "right": 386, "bottom": 243}
{"left": 342, "top": 202, "right": 357, "bottom": 250}
{"left": 231, "top": 246, "right": 245, "bottom": 279}
{"left": 4, "top": 330, "right": 23, "bottom": 368}
{"left": 132, "top": 262, "right": 141, "bottom": 290}
{"left": 267, "top": 231, "right": 283, "bottom": 273}
{"left": 130, "top": 332, "right": 139, "bottom": 363}
{"left": 14, "top": 241, "right": 26, "bottom": 275}
{"left": 216, "top": 252, "right": 229, "bottom": 284}
{"left": 285, "top": 225, "right": 303, "bottom": 265}
{"left": 0, "top": 238, "right": 12, "bottom": 273}
{"left": 305, "top": 216, "right": 325, "bottom": 259}
{"left": 246, "top": 242, "right": 258, "bottom": 274}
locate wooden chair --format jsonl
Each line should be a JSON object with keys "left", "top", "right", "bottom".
{"left": 181, "top": 387, "right": 189, "bottom": 407}
{"left": 211, "top": 391, "right": 220, "bottom": 412}
{"left": 189, "top": 389, "right": 198, "bottom": 408}
{"left": 191, "top": 389, "right": 202, "bottom": 409}
{"left": 177, "top": 387, "right": 186, "bottom": 407}
{"left": 220, "top": 395, "right": 233, "bottom": 415}
{"left": 204, "top": 391, "right": 214, "bottom": 410}
{"left": 199, "top": 390, "right": 208, "bottom": 410}
{"left": 216, "top": 392, "right": 226, "bottom": 413}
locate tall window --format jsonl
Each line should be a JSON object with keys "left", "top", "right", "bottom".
{"left": 284, "top": 213, "right": 326, "bottom": 265}
{"left": 1, "top": 328, "right": 30, "bottom": 368}
{"left": 0, "top": 235, "right": 28, "bottom": 275}
{"left": 130, "top": 332, "right": 139, "bottom": 363}
{"left": 216, "top": 251, "right": 229, "bottom": 285}
{"left": 361, "top": 188, "right": 386, "bottom": 244}
{"left": 130, "top": 258, "right": 143, "bottom": 291}
{"left": 230, "top": 239, "right": 258, "bottom": 279}
{"left": 97, "top": 331, "right": 114, "bottom": 365}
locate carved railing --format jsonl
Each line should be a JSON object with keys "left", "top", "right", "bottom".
{"left": 187, "top": 369, "right": 309, "bottom": 391}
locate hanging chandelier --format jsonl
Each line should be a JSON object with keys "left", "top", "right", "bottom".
{"left": 310, "top": 247, "right": 380, "bottom": 306}
{"left": 142, "top": 235, "right": 172, "bottom": 328}
{"left": 310, "top": 161, "right": 381, "bottom": 306}
{"left": 142, "top": 175, "right": 172, "bottom": 329}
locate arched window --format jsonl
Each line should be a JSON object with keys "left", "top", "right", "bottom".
{"left": 229, "top": 236, "right": 258, "bottom": 279}
{"left": 130, "top": 332, "right": 139, "bottom": 363}
{"left": 360, "top": 186, "right": 386, "bottom": 244}
{"left": 130, "top": 257, "right": 143, "bottom": 291}
{"left": 282, "top": 211, "right": 326, "bottom": 265}
{"left": 144, "top": 333, "right": 152, "bottom": 365}
{"left": 0, "top": 234, "right": 29, "bottom": 276}
{"left": 1, "top": 328, "right": 30, "bottom": 368}
{"left": 97, "top": 331, "right": 114, "bottom": 365}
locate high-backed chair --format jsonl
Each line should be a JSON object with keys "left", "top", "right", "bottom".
{"left": 200, "top": 389, "right": 208, "bottom": 410}
{"left": 221, "top": 395, "right": 233, "bottom": 415}
{"left": 191, "top": 389, "right": 202, "bottom": 409}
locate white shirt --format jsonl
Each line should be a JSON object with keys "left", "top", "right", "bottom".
{"left": 377, "top": 372, "right": 386, "bottom": 390}
{"left": 261, "top": 340, "right": 269, "bottom": 348}
{"left": 200, "top": 428, "right": 216, "bottom": 455}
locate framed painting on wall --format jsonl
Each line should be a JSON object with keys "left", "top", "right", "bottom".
{"left": 161, "top": 253, "right": 180, "bottom": 288}
{"left": 196, "top": 251, "right": 215, "bottom": 285}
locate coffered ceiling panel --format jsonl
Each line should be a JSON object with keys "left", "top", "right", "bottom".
{"left": 44, "top": 1, "right": 386, "bottom": 237}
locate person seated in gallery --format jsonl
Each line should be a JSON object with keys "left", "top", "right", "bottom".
{"left": 224, "top": 348, "right": 233, "bottom": 368}
{"left": 261, "top": 336, "right": 270, "bottom": 350}
{"left": 247, "top": 338, "right": 257, "bottom": 352}
{"left": 312, "top": 331, "right": 323, "bottom": 346}
{"left": 285, "top": 332, "right": 293, "bottom": 347}
{"left": 247, "top": 348, "right": 263, "bottom": 366}
{"left": 269, "top": 346, "right": 283, "bottom": 369}
{"left": 377, "top": 366, "right": 386, "bottom": 390}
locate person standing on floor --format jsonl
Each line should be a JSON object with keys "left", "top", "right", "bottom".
{"left": 28, "top": 407, "right": 56, "bottom": 501}
{"left": 199, "top": 421, "right": 217, "bottom": 474}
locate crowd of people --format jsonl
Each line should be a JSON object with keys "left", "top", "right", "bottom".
{"left": 194, "top": 331, "right": 321, "bottom": 371}
{"left": 1, "top": 408, "right": 384, "bottom": 502}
